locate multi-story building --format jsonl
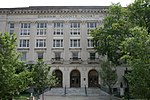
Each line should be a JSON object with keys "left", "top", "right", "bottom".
{"left": 0, "top": 6, "right": 126, "bottom": 90}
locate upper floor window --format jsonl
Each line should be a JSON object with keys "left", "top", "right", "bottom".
{"left": 70, "top": 22, "right": 80, "bottom": 35}
{"left": 20, "top": 52, "right": 27, "bottom": 61}
{"left": 53, "top": 39, "right": 63, "bottom": 47}
{"left": 87, "top": 22, "right": 97, "bottom": 34}
{"left": 10, "top": 23, "right": 14, "bottom": 28}
{"left": 55, "top": 52, "right": 61, "bottom": 60}
{"left": 37, "top": 23, "right": 47, "bottom": 28}
{"left": 70, "top": 39, "right": 80, "bottom": 47}
{"left": 87, "top": 22, "right": 97, "bottom": 28}
{"left": 54, "top": 22, "right": 63, "bottom": 28}
{"left": 72, "top": 52, "right": 79, "bottom": 60}
{"left": 37, "top": 23, "right": 47, "bottom": 35}
{"left": 36, "top": 39, "right": 46, "bottom": 47}
{"left": 88, "top": 39, "right": 94, "bottom": 47}
{"left": 37, "top": 52, "right": 43, "bottom": 60}
{"left": 20, "top": 23, "right": 30, "bottom": 35}
{"left": 19, "top": 39, "right": 29, "bottom": 47}
{"left": 90, "top": 53, "right": 96, "bottom": 60}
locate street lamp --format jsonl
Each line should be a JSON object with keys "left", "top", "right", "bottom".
{"left": 125, "top": 67, "right": 130, "bottom": 100}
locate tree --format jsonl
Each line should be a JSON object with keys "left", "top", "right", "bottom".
{"left": 0, "top": 33, "right": 32, "bottom": 99}
{"left": 90, "top": 3, "right": 132, "bottom": 65}
{"left": 128, "top": 0, "right": 150, "bottom": 33}
{"left": 99, "top": 61, "right": 117, "bottom": 99}
{"left": 121, "top": 27, "right": 150, "bottom": 99}
{"left": 31, "top": 60, "right": 57, "bottom": 99}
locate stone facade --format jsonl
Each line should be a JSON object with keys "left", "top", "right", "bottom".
{"left": 0, "top": 6, "right": 126, "bottom": 90}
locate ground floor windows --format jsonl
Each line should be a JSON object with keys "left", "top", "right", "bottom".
{"left": 70, "top": 70, "right": 81, "bottom": 87}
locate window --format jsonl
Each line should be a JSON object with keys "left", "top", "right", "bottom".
{"left": 37, "top": 52, "right": 43, "bottom": 60}
{"left": 54, "top": 22, "right": 63, "bottom": 28}
{"left": 70, "top": 39, "right": 80, "bottom": 47}
{"left": 90, "top": 53, "right": 96, "bottom": 60}
{"left": 55, "top": 52, "right": 61, "bottom": 60}
{"left": 53, "top": 39, "right": 63, "bottom": 47}
{"left": 87, "top": 22, "right": 97, "bottom": 28}
{"left": 87, "top": 22, "right": 97, "bottom": 34}
{"left": 88, "top": 39, "right": 94, "bottom": 47}
{"left": 54, "top": 22, "right": 63, "bottom": 35}
{"left": 70, "top": 22, "right": 80, "bottom": 35}
{"left": 10, "top": 23, "right": 14, "bottom": 28}
{"left": 19, "top": 39, "right": 29, "bottom": 47}
{"left": 37, "top": 23, "right": 47, "bottom": 35}
{"left": 9, "top": 30, "right": 14, "bottom": 35}
{"left": 20, "top": 23, "right": 30, "bottom": 35}
{"left": 20, "top": 52, "right": 26, "bottom": 61}
{"left": 72, "top": 52, "right": 78, "bottom": 60}
{"left": 36, "top": 39, "right": 46, "bottom": 47}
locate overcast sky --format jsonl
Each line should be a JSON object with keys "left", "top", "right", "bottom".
{"left": 0, "top": 0, "right": 134, "bottom": 8}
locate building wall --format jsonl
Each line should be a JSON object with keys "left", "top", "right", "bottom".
{"left": 0, "top": 6, "right": 126, "bottom": 88}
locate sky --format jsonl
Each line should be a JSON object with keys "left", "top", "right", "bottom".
{"left": 0, "top": 0, "right": 134, "bottom": 8}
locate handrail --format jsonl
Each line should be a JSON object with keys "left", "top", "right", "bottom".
{"left": 64, "top": 85, "right": 66, "bottom": 96}
{"left": 85, "top": 85, "right": 87, "bottom": 96}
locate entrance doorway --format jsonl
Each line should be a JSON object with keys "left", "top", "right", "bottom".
{"left": 54, "top": 70, "right": 63, "bottom": 87}
{"left": 70, "top": 70, "right": 80, "bottom": 87}
{"left": 88, "top": 69, "right": 98, "bottom": 87}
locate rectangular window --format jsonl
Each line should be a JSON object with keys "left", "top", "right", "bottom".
{"left": 37, "top": 52, "right": 43, "bottom": 60}
{"left": 37, "top": 23, "right": 47, "bottom": 35}
{"left": 90, "top": 53, "right": 96, "bottom": 60}
{"left": 54, "top": 22, "right": 63, "bottom": 28}
{"left": 9, "top": 30, "right": 14, "bottom": 35}
{"left": 10, "top": 23, "right": 14, "bottom": 28}
{"left": 55, "top": 52, "right": 61, "bottom": 60}
{"left": 70, "top": 39, "right": 80, "bottom": 47}
{"left": 36, "top": 39, "right": 46, "bottom": 47}
{"left": 70, "top": 22, "right": 80, "bottom": 35}
{"left": 87, "top": 22, "right": 97, "bottom": 34}
{"left": 54, "top": 22, "right": 63, "bottom": 35}
{"left": 72, "top": 52, "right": 78, "bottom": 60}
{"left": 20, "top": 52, "right": 26, "bottom": 61}
{"left": 88, "top": 39, "right": 94, "bottom": 47}
{"left": 53, "top": 39, "right": 63, "bottom": 47}
{"left": 19, "top": 39, "right": 29, "bottom": 47}
{"left": 87, "top": 22, "right": 97, "bottom": 28}
{"left": 20, "top": 23, "right": 30, "bottom": 35}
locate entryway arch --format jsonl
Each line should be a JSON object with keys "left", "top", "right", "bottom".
{"left": 88, "top": 69, "right": 99, "bottom": 87}
{"left": 53, "top": 69, "right": 63, "bottom": 87}
{"left": 70, "top": 70, "right": 81, "bottom": 87}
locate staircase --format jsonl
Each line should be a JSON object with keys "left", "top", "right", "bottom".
{"left": 44, "top": 88, "right": 108, "bottom": 96}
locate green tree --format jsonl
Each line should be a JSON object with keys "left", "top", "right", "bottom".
{"left": 128, "top": 0, "right": 150, "bottom": 33}
{"left": 99, "top": 61, "right": 117, "bottom": 99}
{"left": 31, "top": 60, "right": 57, "bottom": 99}
{"left": 121, "top": 27, "right": 150, "bottom": 99}
{"left": 90, "top": 4, "right": 131, "bottom": 65}
{"left": 0, "top": 33, "right": 32, "bottom": 99}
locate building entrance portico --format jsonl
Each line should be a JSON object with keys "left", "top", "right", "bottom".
{"left": 70, "top": 70, "right": 81, "bottom": 87}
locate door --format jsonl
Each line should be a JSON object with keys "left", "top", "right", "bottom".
{"left": 54, "top": 70, "right": 63, "bottom": 87}
{"left": 70, "top": 70, "right": 80, "bottom": 87}
{"left": 88, "top": 69, "right": 98, "bottom": 87}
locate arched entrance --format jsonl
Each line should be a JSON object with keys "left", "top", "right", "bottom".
{"left": 70, "top": 70, "right": 81, "bottom": 87}
{"left": 88, "top": 69, "right": 99, "bottom": 87}
{"left": 53, "top": 70, "right": 63, "bottom": 87}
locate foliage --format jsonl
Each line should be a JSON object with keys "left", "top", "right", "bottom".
{"left": 90, "top": 3, "right": 131, "bottom": 65}
{"left": 99, "top": 61, "right": 117, "bottom": 94}
{"left": 31, "top": 60, "right": 57, "bottom": 97}
{"left": 128, "top": 0, "right": 150, "bottom": 33}
{"left": 121, "top": 27, "right": 150, "bottom": 99}
{"left": 0, "top": 33, "right": 32, "bottom": 99}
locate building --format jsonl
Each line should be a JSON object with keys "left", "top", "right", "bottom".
{"left": 0, "top": 6, "right": 126, "bottom": 90}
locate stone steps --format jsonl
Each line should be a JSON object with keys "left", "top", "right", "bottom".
{"left": 44, "top": 88, "right": 108, "bottom": 96}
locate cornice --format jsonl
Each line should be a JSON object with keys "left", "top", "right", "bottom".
{"left": 0, "top": 7, "right": 107, "bottom": 15}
